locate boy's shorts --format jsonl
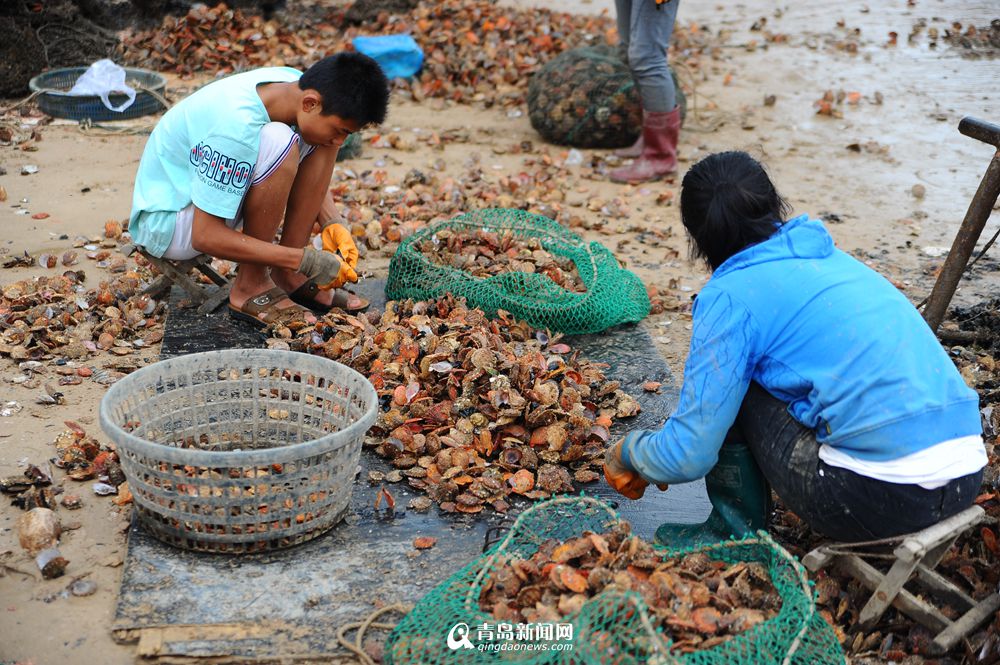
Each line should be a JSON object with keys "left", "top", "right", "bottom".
{"left": 160, "top": 122, "right": 316, "bottom": 260}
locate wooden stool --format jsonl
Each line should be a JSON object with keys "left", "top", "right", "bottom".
{"left": 802, "top": 505, "right": 1000, "bottom": 654}
{"left": 124, "top": 244, "right": 232, "bottom": 314}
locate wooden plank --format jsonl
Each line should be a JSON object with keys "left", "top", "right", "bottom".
{"left": 197, "top": 281, "right": 233, "bottom": 314}
{"left": 146, "top": 257, "right": 210, "bottom": 305}
{"left": 835, "top": 556, "right": 951, "bottom": 632}
{"left": 913, "top": 565, "right": 977, "bottom": 611}
{"left": 858, "top": 556, "right": 921, "bottom": 626}
{"left": 801, "top": 547, "right": 835, "bottom": 572}
{"left": 930, "top": 593, "right": 1000, "bottom": 655}
{"left": 142, "top": 274, "right": 174, "bottom": 299}
{"left": 893, "top": 506, "right": 984, "bottom": 563}
{"left": 193, "top": 255, "right": 230, "bottom": 287}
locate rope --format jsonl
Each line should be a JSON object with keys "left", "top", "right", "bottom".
{"left": 137, "top": 85, "right": 173, "bottom": 111}
{"left": 0, "top": 90, "right": 45, "bottom": 115}
{"left": 670, "top": 60, "right": 741, "bottom": 134}
{"left": 335, "top": 603, "right": 412, "bottom": 665}
{"left": 1, "top": 84, "right": 171, "bottom": 136}
{"left": 77, "top": 118, "right": 156, "bottom": 136}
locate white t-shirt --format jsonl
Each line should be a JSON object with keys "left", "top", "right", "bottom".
{"left": 819, "top": 435, "right": 987, "bottom": 490}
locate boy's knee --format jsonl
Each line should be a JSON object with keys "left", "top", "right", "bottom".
{"left": 276, "top": 141, "right": 300, "bottom": 173}
{"left": 259, "top": 121, "right": 297, "bottom": 151}
{"left": 251, "top": 122, "right": 300, "bottom": 186}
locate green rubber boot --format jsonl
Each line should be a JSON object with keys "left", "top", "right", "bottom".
{"left": 654, "top": 441, "right": 771, "bottom": 548}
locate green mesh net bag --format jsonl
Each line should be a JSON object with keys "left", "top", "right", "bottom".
{"left": 385, "top": 209, "right": 651, "bottom": 334}
{"left": 527, "top": 45, "right": 686, "bottom": 149}
{"left": 385, "top": 496, "right": 845, "bottom": 665}
{"left": 336, "top": 132, "right": 364, "bottom": 161}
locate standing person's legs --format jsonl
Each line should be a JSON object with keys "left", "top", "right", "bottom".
{"left": 614, "top": 0, "right": 633, "bottom": 55}
{"left": 614, "top": 0, "right": 675, "bottom": 159}
{"left": 626, "top": 0, "right": 678, "bottom": 114}
{"left": 736, "top": 383, "right": 983, "bottom": 541}
{"left": 610, "top": 0, "right": 681, "bottom": 182}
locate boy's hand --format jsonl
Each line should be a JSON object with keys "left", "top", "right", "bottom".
{"left": 321, "top": 223, "right": 359, "bottom": 269}
{"left": 329, "top": 260, "right": 358, "bottom": 290}
{"left": 299, "top": 247, "right": 342, "bottom": 288}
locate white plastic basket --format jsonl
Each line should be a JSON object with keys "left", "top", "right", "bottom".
{"left": 99, "top": 349, "right": 377, "bottom": 553}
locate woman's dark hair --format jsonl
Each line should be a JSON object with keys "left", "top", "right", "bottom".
{"left": 679, "top": 151, "right": 791, "bottom": 270}
{"left": 299, "top": 52, "right": 390, "bottom": 127}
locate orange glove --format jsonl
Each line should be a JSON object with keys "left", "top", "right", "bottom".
{"left": 604, "top": 438, "right": 649, "bottom": 500}
{"left": 321, "top": 223, "right": 359, "bottom": 270}
{"left": 299, "top": 247, "right": 357, "bottom": 291}
{"left": 603, "top": 437, "right": 669, "bottom": 500}
{"left": 324, "top": 258, "right": 358, "bottom": 290}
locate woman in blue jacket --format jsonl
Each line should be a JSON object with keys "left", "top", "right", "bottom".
{"left": 604, "top": 151, "right": 986, "bottom": 542}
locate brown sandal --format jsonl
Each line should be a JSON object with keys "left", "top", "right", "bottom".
{"left": 288, "top": 279, "right": 370, "bottom": 313}
{"left": 331, "top": 289, "right": 370, "bottom": 313}
{"left": 228, "top": 287, "right": 311, "bottom": 329}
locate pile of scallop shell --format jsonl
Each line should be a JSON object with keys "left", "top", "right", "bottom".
{"left": 480, "top": 519, "right": 780, "bottom": 652}
{"left": 291, "top": 296, "right": 641, "bottom": 514}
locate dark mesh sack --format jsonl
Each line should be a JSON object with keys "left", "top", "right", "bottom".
{"left": 527, "top": 45, "right": 686, "bottom": 149}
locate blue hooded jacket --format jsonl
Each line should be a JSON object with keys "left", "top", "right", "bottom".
{"left": 622, "top": 215, "right": 981, "bottom": 485}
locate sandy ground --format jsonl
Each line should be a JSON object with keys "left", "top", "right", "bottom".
{"left": 1, "top": 0, "right": 999, "bottom": 663}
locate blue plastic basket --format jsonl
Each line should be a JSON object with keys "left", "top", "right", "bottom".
{"left": 28, "top": 67, "right": 168, "bottom": 122}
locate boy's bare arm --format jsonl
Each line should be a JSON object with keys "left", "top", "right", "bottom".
{"left": 190, "top": 207, "right": 303, "bottom": 270}
{"left": 318, "top": 189, "right": 343, "bottom": 228}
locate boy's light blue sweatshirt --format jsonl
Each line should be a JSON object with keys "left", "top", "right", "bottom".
{"left": 622, "top": 215, "right": 981, "bottom": 485}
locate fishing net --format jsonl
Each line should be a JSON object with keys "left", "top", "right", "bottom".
{"left": 336, "top": 132, "right": 364, "bottom": 161}
{"left": 527, "top": 45, "right": 686, "bottom": 149}
{"left": 384, "top": 496, "right": 845, "bottom": 665}
{"left": 385, "top": 209, "right": 650, "bottom": 334}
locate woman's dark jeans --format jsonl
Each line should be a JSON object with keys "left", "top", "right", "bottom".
{"left": 735, "top": 383, "right": 983, "bottom": 542}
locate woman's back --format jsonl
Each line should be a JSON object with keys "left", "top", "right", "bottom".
{"left": 699, "top": 214, "right": 980, "bottom": 461}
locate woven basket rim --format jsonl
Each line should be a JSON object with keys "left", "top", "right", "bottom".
{"left": 98, "top": 348, "right": 378, "bottom": 466}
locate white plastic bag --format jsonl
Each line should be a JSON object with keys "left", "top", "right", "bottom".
{"left": 68, "top": 59, "right": 136, "bottom": 113}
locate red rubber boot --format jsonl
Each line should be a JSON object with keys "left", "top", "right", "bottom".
{"left": 615, "top": 130, "right": 643, "bottom": 159}
{"left": 609, "top": 107, "right": 680, "bottom": 184}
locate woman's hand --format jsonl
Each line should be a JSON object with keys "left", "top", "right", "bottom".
{"left": 603, "top": 437, "right": 670, "bottom": 500}
{"left": 604, "top": 438, "right": 649, "bottom": 499}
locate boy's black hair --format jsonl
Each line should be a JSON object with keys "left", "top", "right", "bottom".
{"left": 679, "top": 151, "right": 791, "bottom": 270}
{"left": 299, "top": 52, "right": 389, "bottom": 127}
